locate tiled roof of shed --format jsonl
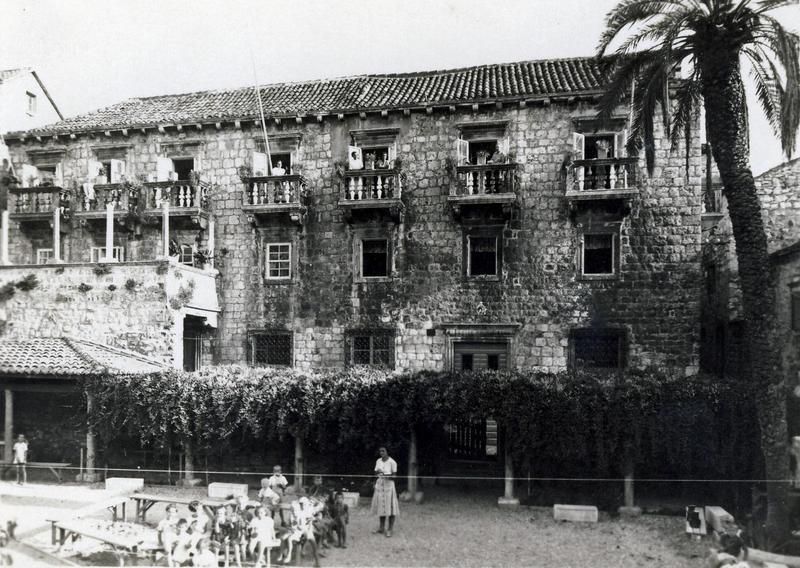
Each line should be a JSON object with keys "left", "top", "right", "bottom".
{"left": 20, "top": 57, "right": 606, "bottom": 136}
{"left": 0, "top": 337, "right": 165, "bottom": 377}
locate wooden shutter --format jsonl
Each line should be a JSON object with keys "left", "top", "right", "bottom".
{"left": 388, "top": 142, "right": 397, "bottom": 166}
{"left": 156, "top": 157, "right": 173, "bottom": 181}
{"left": 21, "top": 164, "right": 38, "bottom": 187}
{"left": 456, "top": 139, "right": 469, "bottom": 165}
{"left": 110, "top": 159, "right": 125, "bottom": 183}
{"left": 252, "top": 151, "right": 268, "bottom": 176}
{"left": 572, "top": 132, "right": 585, "bottom": 160}
{"left": 193, "top": 156, "right": 202, "bottom": 174}
{"left": 499, "top": 137, "right": 510, "bottom": 156}
{"left": 615, "top": 129, "right": 628, "bottom": 158}
{"left": 54, "top": 163, "right": 64, "bottom": 187}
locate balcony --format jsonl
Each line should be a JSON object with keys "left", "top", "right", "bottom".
{"left": 242, "top": 175, "right": 307, "bottom": 225}
{"left": 8, "top": 186, "right": 69, "bottom": 227}
{"left": 448, "top": 163, "right": 517, "bottom": 221}
{"left": 565, "top": 158, "right": 639, "bottom": 209}
{"left": 143, "top": 180, "right": 210, "bottom": 229}
{"left": 74, "top": 184, "right": 132, "bottom": 227}
{"left": 338, "top": 169, "right": 403, "bottom": 222}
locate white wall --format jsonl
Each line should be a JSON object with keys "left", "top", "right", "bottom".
{"left": 0, "top": 72, "right": 61, "bottom": 134}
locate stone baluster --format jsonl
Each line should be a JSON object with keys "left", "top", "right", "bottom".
{"left": 376, "top": 175, "right": 383, "bottom": 199}
{"left": 621, "top": 165, "right": 629, "bottom": 189}
{"left": 154, "top": 186, "right": 162, "bottom": 205}
{"left": 467, "top": 171, "right": 475, "bottom": 195}
{"left": 609, "top": 163, "right": 618, "bottom": 189}
{"left": 250, "top": 181, "right": 257, "bottom": 205}
{"left": 586, "top": 167, "right": 594, "bottom": 190}
{"left": 348, "top": 178, "right": 355, "bottom": 200}
{"left": 283, "top": 181, "right": 291, "bottom": 203}
{"left": 356, "top": 176, "right": 363, "bottom": 200}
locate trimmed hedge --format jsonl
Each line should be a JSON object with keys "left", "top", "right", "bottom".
{"left": 82, "top": 366, "right": 760, "bottom": 480}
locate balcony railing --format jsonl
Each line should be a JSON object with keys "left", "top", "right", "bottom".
{"left": 144, "top": 181, "right": 210, "bottom": 212}
{"left": 454, "top": 163, "right": 516, "bottom": 196}
{"left": 79, "top": 184, "right": 131, "bottom": 213}
{"left": 567, "top": 158, "right": 638, "bottom": 193}
{"left": 342, "top": 169, "right": 402, "bottom": 202}
{"left": 9, "top": 186, "right": 67, "bottom": 218}
{"left": 244, "top": 175, "right": 305, "bottom": 206}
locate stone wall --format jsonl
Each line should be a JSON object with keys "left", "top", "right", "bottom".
{"left": 6, "top": 100, "right": 706, "bottom": 374}
{"left": 774, "top": 250, "right": 800, "bottom": 388}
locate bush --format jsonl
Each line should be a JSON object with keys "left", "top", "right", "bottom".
{"left": 15, "top": 274, "right": 38, "bottom": 291}
{"left": 124, "top": 279, "right": 138, "bottom": 291}
{"left": 77, "top": 283, "right": 92, "bottom": 293}
{"left": 93, "top": 264, "right": 112, "bottom": 276}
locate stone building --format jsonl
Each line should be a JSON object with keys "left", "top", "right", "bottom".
{"left": 0, "top": 56, "right": 708, "bottom": 470}
{"left": 0, "top": 68, "right": 63, "bottom": 135}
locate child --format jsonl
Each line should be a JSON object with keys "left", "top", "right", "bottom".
{"left": 170, "top": 519, "right": 193, "bottom": 567}
{"left": 12, "top": 434, "right": 28, "bottom": 485}
{"left": 268, "top": 466, "right": 289, "bottom": 526}
{"left": 158, "top": 504, "right": 180, "bottom": 549}
{"left": 259, "top": 477, "right": 281, "bottom": 512}
{"left": 249, "top": 506, "right": 277, "bottom": 568}
{"left": 331, "top": 492, "right": 349, "bottom": 548}
{"left": 192, "top": 538, "right": 217, "bottom": 568}
{"left": 278, "top": 497, "right": 322, "bottom": 567}
{"left": 188, "top": 500, "right": 213, "bottom": 535}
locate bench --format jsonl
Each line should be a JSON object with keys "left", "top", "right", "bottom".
{"left": 46, "top": 494, "right": 129, "bottom": 545}
{"left": 1, "top": 461, "right": 71, "bottom": 483}
{"left": 131, "top": 492, "right": 228, "bottom": 523}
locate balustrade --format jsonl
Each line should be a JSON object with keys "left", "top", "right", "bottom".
{"left": 145, "top": 181, "right": 209, "bottom": 211}
{"left": 245, "top": 175, "right": 305, "bottom": 206}
{"left": 342, "top": 169, "right": 401, "bottom": 201}
{"left": 81, "top": 184, "right": 129, "bottom": 212}
{"left": 568, "top": 158, "right": 638, "bottom": 192}
{"left": 454, "top": 164, "right": 516, "bottom": 196}
{"left": 10, "top": 187, "right": 63, "bottom": 216}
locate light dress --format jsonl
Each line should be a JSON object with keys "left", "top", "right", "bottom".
{"left": 370, "top": 457, "right": 400, "bottom": 517}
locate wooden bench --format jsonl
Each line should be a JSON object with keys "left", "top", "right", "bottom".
{"left": 1, "top": 461, "right": 71, "bottom": 483}
{"left": 131, "top": 492, "right": 228, "bottom": 523}
{"left": 46, "top": 494, "right": 129, "bottom": 545}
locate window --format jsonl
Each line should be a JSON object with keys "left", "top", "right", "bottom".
{"left": 172, "top": 158, "right": 195, "bottom": 181}
{"left": 361, "top": 239, "right": 389, "bottom": 278}
{"left": 570, "top": 329, "right": 626, "bottom": 370}
{"left": 183, "top": 315, "right": 206, "bottom": 372}
{"left": 36, "top": 248, "right": 53, "bottom": 265}
{"left": 454, "top": 342, "right": 508, "bottom": 371}
{"left": 178, "top": 245, "right": 194, "bottom": 266}
{"left": 582, "top": 234, "right": 615, "bottom": 275}
{"left": 468, "top": 236, "right": 498, "bottom": 276}
{"left": 26, "top": 92, "right": 37, "bottom": 114}
{"left": 347, "top": 331, "right": 394, "bottom": 368}
{"left": 90, "top": 246, "right": 125, "bottom": 263}
{"left": 455, "top": 122, "right": 510, "bottom": 166}
{"left": 266, "top": 243, "right": 291, "bottom": 280}
{"left": 99, "top": 159, "right": 126, "bottom": 183}
{"left": 249, "top": 332, "right": 293, "bottom": 366}
{"left": 792, "top": 293, "right": 800, "bottom": 332}
{"left": 572, "top": 128, "right": 628, "bottom": 161}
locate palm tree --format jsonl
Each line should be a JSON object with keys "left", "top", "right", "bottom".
{"left": 597, "top": 0, "right": 799, "bottom": 545}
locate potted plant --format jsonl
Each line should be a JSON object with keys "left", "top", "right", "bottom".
{"left": 476, "top": 150, "right": 490, "bottom": 165}
{"left": 595, "top": 140, "right": 611, "bottom": 159}
{"left": 364, "top": 152, "right": 376, "bottom": 170}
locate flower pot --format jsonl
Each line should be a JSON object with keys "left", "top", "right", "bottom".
{"left": 597, "top": 149, "right": 609, "bottom": 159}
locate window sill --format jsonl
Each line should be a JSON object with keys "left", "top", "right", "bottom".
{"left": 577, "top": 273, "right": 618, "bottom": 281}
{"left": 356, "top": 276, "right": 393, "bottom": 284}
{"left": 464, "top": 274, "right": 501, "bottom": 282}
{"left": 265, "top": 278, "right": 293, "bottom": 285}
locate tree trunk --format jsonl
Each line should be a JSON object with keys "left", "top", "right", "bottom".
{"left": 699, "top": 48, "right": 789, "bottom": 545}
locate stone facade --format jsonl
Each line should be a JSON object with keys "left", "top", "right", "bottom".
{"left": 5, "top": 100, "right": 706, "bottom": 374}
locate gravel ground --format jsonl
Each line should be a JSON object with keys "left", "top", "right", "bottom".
{"left": 3, "top": 482, "right": 709, "bottom": 567}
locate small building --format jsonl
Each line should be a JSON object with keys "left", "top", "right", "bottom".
{"left": 0, "top": 68, "right": 63, "bottom": 135}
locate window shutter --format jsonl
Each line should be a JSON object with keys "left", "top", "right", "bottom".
{"left": 499, "top": 137, "right": 510, "bottom": 156}
{"left": 110, "top": 159, "right": 125, "bottom": 183}
{"left": 572, "top": 133, "right": 585, "bottom": 160}
{"left": 615, "top": 129, "right": 629, "bottom": 158}
{"left": 193, "top": 156, "right": 202, "bottom": 174}
{"left": 157, "top": 157, "right": 173, "bottom": 182}
{"left": 388, "top": 142, "right": 397, "bottom": 166}
{"left": 456, "top": 139, "right": 469, "bottom": 165}
{"left": 21, "top": 164, "right": 39, "bottom": 188}
{"left": 54, "top": 163, "right": 64, "bottom": 187}
{"left": 252, "top": 151, "right": 268, "bottom": 176}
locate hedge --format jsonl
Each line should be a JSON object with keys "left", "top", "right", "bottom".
{"left": 81, "top": 366, "right": 760, "bottom": 481}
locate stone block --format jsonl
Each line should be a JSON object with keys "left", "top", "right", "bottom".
{"left": 106, "top": 477, "right": 144, "bottom": 493}
{"left": 498, "top": 497, "right": 520, "bottom": 508}
{"left": 208, "top": 482, "right": 249, "bottom": 499}
{"left": 705, "top": 506, "right": 735, "bottom": 533}
{"left": 553, "top": 504, "right": 598, "bottom": 523}
{"left": 341, "top": 491, "right": 360, "bottom": 509}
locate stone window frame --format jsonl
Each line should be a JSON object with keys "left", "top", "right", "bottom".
{"left": 266, "top": 242, "right": 292, "bottom": 281}
{"left": 568, "top": 327, "right": 628, "bottom": 371}
{"left": 36, "top": 248, "right": 53, "bottom": 265}
{"left": 345, "top": 328, "right": 396, "bottom": 369}
{"left": 256, "top": 132, "right": 303, "bottom": 174}
{"left": 463, "top": 225, "right": 504, "bottom": 281}
{"left": 576, "top": 223, "right": 621, "bottom": 281}
{"left": 570, "top": 116, "right": 629, "bottom": 160}
{"left": 259, "top": 229, "right": 299, "bottom": 286}
{"left": 353, "top": 227, "right": 395, "bottom": 283}
{"left": 247, "top": 329, "right": 294, "bottom": 367}
{"left": 455, "top": 120, "right": 510, "bottom": 165}
{"left": 441, "top": 323, "right": 520, "bottom": 372}
{"left": 26, "top": 91, "right": 37, "bottom": 115}
{"left": 90, "top": 246, "right": 125, "bottom": 263}
{"left": 349, "top": 128, "right": 400, "bottom": 166}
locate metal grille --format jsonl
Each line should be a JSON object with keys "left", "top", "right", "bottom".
{"left": 250, "top": 333, "right": 293, "bottom": 366}
{"left": 448, "top": 419, "right": 498, "bottom": 460}
{"left": 349, "top": 332, "right": 393, "bottom": 368}
{"left": 571, "top": 330, "right": 623, "bottom": 369}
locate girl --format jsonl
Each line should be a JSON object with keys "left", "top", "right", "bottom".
{"left": 249, "top": 506, "right": 278, "bottom": 568}
{"left": 371, "top": 446, "right": 400, "bottom": 537}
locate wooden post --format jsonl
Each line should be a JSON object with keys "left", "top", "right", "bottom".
{"left": 52, "top": 206, "right": 61, "bottom": 262}
{"left": 104, "top": 203, "right": 115, "bottom": 262}
{"left": 3, "top": 389, "right": 12, "bottom": 463}
{"left": 407, "top": 427, "right": 418, "bottom": 496}
{"left": 1, "top": 210, "right": 9, "bottom": 265}
{"left": 294, "top": 435, "right": 304, "bottom": 491}
{"left": 498, "top": 427, "right": 519, "bottom": 507}
{"left": 162, "top": 199, "right": 170, "bottom": 258}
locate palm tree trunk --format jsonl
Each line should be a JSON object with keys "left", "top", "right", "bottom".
{"left": 699, "top": 50, "right": 789, "bottom": 544}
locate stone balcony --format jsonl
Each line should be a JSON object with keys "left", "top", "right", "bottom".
{"left": 74, "top": 184, "right": 132, "bottom": 227}
{"left": 565, "top": 158, "right": 639, "bottom": 208}
{"left": 338, "top": 169, "right": 403, "bottom": 222}
{"left": 448, "top": 163, "right": 518, "bottom": 221}
{"left": 8, "top": 186, "right": 69, "bottom": 226}
{"left": 242, "top": 174, "right": 307, "bottom": 225}
{"left": 143, "top": 180, "right": 211, "bottom": 229}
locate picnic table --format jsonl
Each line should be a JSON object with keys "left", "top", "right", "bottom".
{"left": 47, "top": 494, "right": 130, "bottom": 545}
{"left": 52, "top": 518, "right": 161, "bottom": 567}
{"left": 131, "top": 492, "right": 228, "bottom": 523}
{"left": 1, "top": 461, "right": 71, "bottom": 483}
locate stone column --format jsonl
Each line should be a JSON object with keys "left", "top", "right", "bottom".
{"left": 162, "top": 200, "right": 170, "bottom": 258}
{"left": 104, "top": 203, "right": 116, "bottom": 262}
{"left": 1, "top": 210, "right": 9, "bottom": 265}
{"left": 294, "top": 435, "right": 305, "bottom": 491}
{"left": 618, "top": 449, "right": 641, "bottom": 516}
{"left": 3, "top": 389, "right": 12, "bottom": 463}
{"left": 83, "top": 392, "right": 97, "bottom": 482}
{"left": 498, "top": 428, "right": 519, "bottom": 507}
{"left": 52, "top": 207, "right": 61, "bottom": 262}
{"left": 207, "top": 217, "right": 215, "bottom": 269}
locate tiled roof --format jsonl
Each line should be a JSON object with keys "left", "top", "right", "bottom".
{"left": 19, "top": 57, "right": 606, "bottom": 136}
{"left": 0, "top": 337, "right": 165, "bottom": 377}
{"left": 0, "top": 68, "right": 31, "bottom": 84}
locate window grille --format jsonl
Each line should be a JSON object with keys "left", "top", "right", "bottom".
{"left": 249, "top": 332, "right": 293, "bottom": 367}
{"left": 178, "top": 245, "right": 194, "bottom": 266}
{"left": 570, "top": 329, "right": 625, "bottom": 369}
{"left": 36, "top": 248, "right": 53, "bottom": 265}
{"left": 267, "top": 243, "right": 291, "bottom": 279}
{"left": 347, "top": 330, "right": 394, "bottom": 368}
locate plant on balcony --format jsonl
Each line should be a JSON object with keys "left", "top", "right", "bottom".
{"left": 124, "top": 278, "right": 138, "bottom": 291}
{"left": 237, "top": 165, "right": 253, "bottom": 183}
{"left": 595, "top": 140, "right": 611, "bottom": 159}
{"left": 193, "top": 249, "right": 221, "bottom": 268}
{"left": 155, "top": 261, "right": 170, "bottom": 275}
{"left": 122, "top": 177, "right": 154, "bottom": 229}
{"left": 15, "top": 274, "right": 38, "bottom": 292}
{"left": 189, "top": 170, "right": 202, "bottom": 186}
{"left": 169, "top": 279, "right": 196, "bottom": 310}
{"left": 77, "top": 283, "right": 93, "bottom": 293}
{"left": 93, "top": 264, "right": 112, "bottom": 276}
{"left": 476, "top": 150, "right": 490, "bottom": 165}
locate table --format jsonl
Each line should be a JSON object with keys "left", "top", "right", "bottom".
{"left": 0, "top": 461, "right": 71, "bottom": 483}
{"left": 131, "top": 493, "right": 227, "bottom": 523}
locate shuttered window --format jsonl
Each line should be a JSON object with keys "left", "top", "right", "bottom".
{"left": 454, "top": 342, "right": 508, "bottom": 371}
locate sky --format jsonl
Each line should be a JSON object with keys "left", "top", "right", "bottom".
{"left": 4, "top": 0, "right": 799, "bottom": 174}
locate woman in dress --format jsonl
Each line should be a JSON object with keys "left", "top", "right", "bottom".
{"left": 371, "top": 446, "right": 399, "bottom": 537}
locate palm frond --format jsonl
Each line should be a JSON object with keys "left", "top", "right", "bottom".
{"left": 598, "top": 0, "right": 696, "bottom": 57}
{"left": 595, "top": 50, "right": 665, "bottom": 124}
{"left": 755, "top": 0, "right": 799, "bottom": 15}
{"left": 669, "top": 72, "right": 702, "bottom": 171}
{"left": 744, "top": 47, "right": 784, "bottom": 134}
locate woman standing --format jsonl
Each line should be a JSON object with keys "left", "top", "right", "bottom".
{"left": 371, "top": 446, "right": 399, "bottom": 537}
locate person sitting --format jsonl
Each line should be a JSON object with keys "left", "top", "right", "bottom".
{"left": 268, "top": 466, "right": 290, "bottom": 526}
{"left": 158, "top": 505, "right": 180, "bottom": 549}
{"left": 169, "top": 518, "right": 193, "bottom": 567}
{"left": 188, "top": 500, "right": 213, "bottom": 535}
{"left": 248, "top": 506, "right": 278, "bottom": 568}
{"left": 331, "top": 492, "right": 349, "bottom": 548}
{"left": 192, "top": 538, "right": 217, "bottom": 568}
{"left": 307, "top": 475, "right": 332, "bottom": 503}
{"left": 259, "top": 477, "right": 281, "bottom": 516}
{"left": 277, "top": 497, "right": 323, "bottom": 567}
